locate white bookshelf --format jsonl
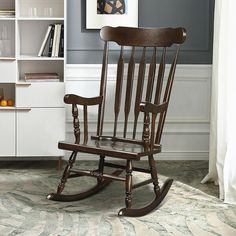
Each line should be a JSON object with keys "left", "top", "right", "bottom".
{"left": 0, "top": 0, "right": 66, "bottom": 158}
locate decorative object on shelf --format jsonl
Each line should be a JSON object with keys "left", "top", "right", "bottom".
{"left": 0, "top": 99, "right": 7, "bottom": 106}
{"left": 0, "top": 87, "right": 4, "bottom": 101}
{"left": 7, "top": 99, "right": 14, "bottom": 106}
{"left": 0, "top": 87, "right": 14, "bottom": 107}
{"left": 38, "top": 24, "right": 64, "bottom": 57}
{"left": 28, "top": 7, "right": 38, "bottom": 17}
{"left": 27, "top": 6, "right": 54, "bottom": 18}
{"left": 0, "top": 25, "right": 11, "bottom": 57}
{"left": 24, "top": 73, "right": 60, "bottom": 82}
{"left": 43, "top": 7, "right": 53, "bottom": 17}
{"left": 86, "top": 0, "right": 138, "bottom": 29}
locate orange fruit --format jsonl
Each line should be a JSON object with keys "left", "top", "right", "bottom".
{"left": 7, "top": 100, "right": 14, "bottom": 106}
{"left": 0, "top": 100, "right": 7, "bottom": 106}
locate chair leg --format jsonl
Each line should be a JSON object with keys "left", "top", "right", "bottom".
{"left": 97, "top": 155, "right": 105, "bottom": 183}
{"left": 57, "top": 151, "right": 78, "bottom": 194}
{"left": 125, "top": 160, "right": 133, "bottom": 208}
{"left": 148, "top": 155, "right": 161, "bottom": 196}
{"left": 118, "top": 155, "right": 173, "bottom": 217}
{"left": 47, "top": 152, "right": 124, "bottom": 202}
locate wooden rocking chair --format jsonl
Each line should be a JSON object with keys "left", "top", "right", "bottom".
{"left": 47, "top": 26, "right": 186, "bottom": 217}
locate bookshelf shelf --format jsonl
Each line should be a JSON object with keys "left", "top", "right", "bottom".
{"left": 15, "top": 82, "right": 31, "bottom": 85}
{"left": 18, "top": 55, "right": 64, "bottom": 61}
{"left": 0, "top": 106, "right": 35, "bottom": 110}
{"left": 0, "top": 17, "right": 15, "bottom": 20}
{"left": 0, "top": 106, "right": 16, "bottom": 110}
{"left": 0, "top": 57, "right": 16, "bottom": 60}
{"left": 0, "top": 0, "right": 66, "bottom": 158}
{"left": 18, "top": 17, "right": 64, "bottom": 21}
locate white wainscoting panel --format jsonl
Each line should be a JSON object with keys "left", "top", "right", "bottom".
{"left": 65, "top": 64, "right": 212, "bottom": 160}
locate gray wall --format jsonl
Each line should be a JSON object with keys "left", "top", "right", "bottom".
{"left": 67, "top": 0, "right": 215, "bottom": 64}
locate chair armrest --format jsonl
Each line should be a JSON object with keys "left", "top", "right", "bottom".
{"left": 64, "top": 94, "right": 103, "bottom": 106}
{"left": 139, "top": 101, "right": 168, "bottom": 114}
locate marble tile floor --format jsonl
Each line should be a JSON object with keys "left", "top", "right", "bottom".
{"left": 2, "top": 160, "right": 235, "bottom": 236}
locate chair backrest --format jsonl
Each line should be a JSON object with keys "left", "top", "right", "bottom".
{"left": 96, "top": 26, "right": 186, "bottom": 145}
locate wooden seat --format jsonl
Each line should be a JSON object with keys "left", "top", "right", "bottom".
{"left": 59, "top": 136, "right": 162, "bottom": 160}
{"left": 47, "top": 26, "right": 186, "bottom": 217}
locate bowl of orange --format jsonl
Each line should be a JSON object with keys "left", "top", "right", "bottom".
{"left": 0, "top": 99, "right": 14, "bottom": 107}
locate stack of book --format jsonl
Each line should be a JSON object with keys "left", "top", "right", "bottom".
{"left": 38, "top": 24, "right": 64, "bottom": 57}
{"left": 0, "top": 9, "right": 15, "bottom": 17}
{"left": 24, "top": 73, "right": 60, "bottom": 82}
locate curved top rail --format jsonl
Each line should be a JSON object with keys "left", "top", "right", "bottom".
{"left": 100, "top": 26, "right": 186, "bottom": 47}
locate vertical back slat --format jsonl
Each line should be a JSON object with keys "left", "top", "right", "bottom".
{"left": 154, "top": 47, "right": 166, "bottom": 105}
{"left": 97, "top": 42, "right": 108, "bottom": 136}
{"left": 83, "top": 105, "right": 88, "bottom": 143}
{"left": 163, "top": 46, "right": 180, "bottom": 103}
{"left": 155, "top": 46, "right": 180, "bottom": 144}
{"left": 123, "top": 46, "right": 135, "bottom": 138}
{"left": 113, "top": 46, "right": 124, "bottom": 137}
{"left": 133, "top": 47, "right": 146, "bottom": 139}
{"left": 145, "top": 47, "right": 156, "bottom": 102}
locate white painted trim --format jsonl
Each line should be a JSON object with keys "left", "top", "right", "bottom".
{"left": 65, "top": 64, "right": 212, "bottom": 161}
{"left": 65, "top": 64, "right": 211, "bottom": 124}
{"left": 66, "top": 64, "right": 212, "bottom": 81}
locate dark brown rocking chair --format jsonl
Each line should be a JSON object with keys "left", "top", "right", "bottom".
{"left": 47, "top": 26, "right": 186, "bottom": 217}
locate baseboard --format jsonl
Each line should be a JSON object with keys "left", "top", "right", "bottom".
{"left": 0, "top": 156, "right": 61, "bottom": 161}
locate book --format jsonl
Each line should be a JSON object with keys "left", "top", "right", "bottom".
{"left": 38, "top": 25, "right": 52, "bottom": 57}
{"left": 48, "top": 25, "right": 55, "bottom": 57}
{"left": 0, "top": 9, "right": 15, "bottom": 12}
{"left": 54, "top": 24, "right": 62, "bottom": 57}
{"left": 37, "top": 23, "right": 64, "bottom": 58}
{"left": 52, "top": 24, "right": 58, "bottom": 57}
{"left": 25, "top": 73, "right": 59, "bottom": 81}
{"left": 0, "top": 9, "right": 15, "bottom": 17}
{"left": 59, "top": 25, "right": 64, "bottom": 57}
{"left": 0, "top": 14, "right": 15, "bottom": 17}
